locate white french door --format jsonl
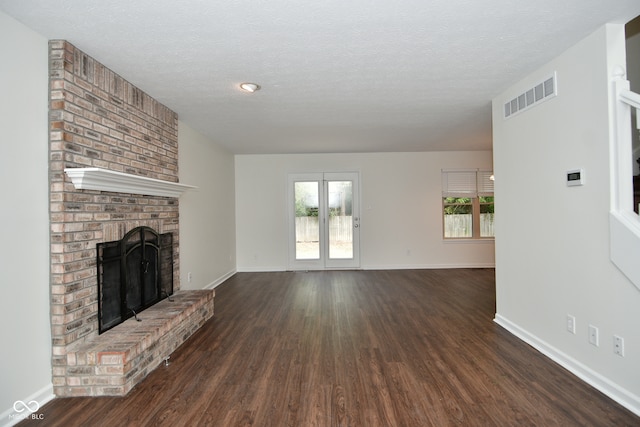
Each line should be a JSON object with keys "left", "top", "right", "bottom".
{"left": 288, "top": 172, "right": 360, "bottom": 270}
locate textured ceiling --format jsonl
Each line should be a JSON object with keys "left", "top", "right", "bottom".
{"left": 1, "top": 0, "right": 640, "bottom": 154}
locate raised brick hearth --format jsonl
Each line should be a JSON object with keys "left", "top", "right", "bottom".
{"left": 48, "top": 40, "right": 212, "bottom": 396}
{"left": 62, "top": 290, "right": 214, "bottom": 396}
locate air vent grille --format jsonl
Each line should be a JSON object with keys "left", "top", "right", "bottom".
{"left": 504, "top": 73, "right": 557, "bottom": 119}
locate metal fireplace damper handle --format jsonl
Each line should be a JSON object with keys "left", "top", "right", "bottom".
{"left": 130, "top": 309, "right": 142, "bottom": 322}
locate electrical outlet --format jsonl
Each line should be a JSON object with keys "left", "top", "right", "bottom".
{"left": 588, "top": 325, "right": 599, "bottom": 347}
{"left": 614, "top": 335, "right": 625, "bottom": 357}
{"left": 566, "top": 315, "right": 576, "bottom": 334}
{"left": 187, "top": 272, "right": 192, "bottom": 283}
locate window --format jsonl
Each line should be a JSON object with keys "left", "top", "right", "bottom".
{"left": 442, "top": 169, "right": 494, "bottom": 239}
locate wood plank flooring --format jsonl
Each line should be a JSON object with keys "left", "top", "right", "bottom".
{"left": 19, "top": 269, "right": 639, "bottom": 426}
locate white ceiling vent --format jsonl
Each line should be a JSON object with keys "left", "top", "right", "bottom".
{"left": 504, "top": 72, "right": 557, "bottom": 119}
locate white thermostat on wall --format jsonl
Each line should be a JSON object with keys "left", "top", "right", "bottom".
{"left": 566, "top": 169, "right": 584, "bottom": 186}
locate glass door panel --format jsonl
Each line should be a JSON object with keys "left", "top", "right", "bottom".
{"left": 294, "top": 181, "right": 320, "bottom": 260}
{"left": 324, "top": 172, "right": 359, "bottom": 269}
{"left": 327, "top": 181, "right": 353, "bottom": 259}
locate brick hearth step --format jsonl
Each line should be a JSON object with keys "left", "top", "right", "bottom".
{"left": 58, "top": 289, "right": 214, "bottom": 397}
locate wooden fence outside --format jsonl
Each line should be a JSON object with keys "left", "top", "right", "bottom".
{"left": 295, "top": 216, "right": 353, "bottom": 242}
{"left": 444, "top": 214, "right": 494, "bottom": 238}
{"left": 296, "top": 214, "right": 494, "bottom": 241}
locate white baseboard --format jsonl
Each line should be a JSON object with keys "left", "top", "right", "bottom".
{"left": 494, "top": 314, "right": 640, "bottom": 417}
{"left": 1, "top": 383, "right": 55, "bottom": 427}
{"left": 236, "top": 267, "right": 287, "bottom": 273}
{"left": 237, "top": 264, "right": 495, "bottom": 272}
{"left": 203, "top": 268, "right": 237, "bottom": 289}
{"left": 361, "top": 263, "right": 495, "bottom": 270}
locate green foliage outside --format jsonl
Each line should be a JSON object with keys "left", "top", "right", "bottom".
{"left": 443, "top": 196, "right": 494, "bottom": 215}
{"left": 443, "top": 197, "right": 471, "bottom": 215}
{"left": 295, "top": 181, "right": 352, "bottom": 217}
{"left": 295, "top": 197, "right": 318, "bottom": 217}
{"left": 479, "top": 196, "right": 494, "bottom": 214}
{"left": 294, "top": 203, "right": 343, "bottom": 217}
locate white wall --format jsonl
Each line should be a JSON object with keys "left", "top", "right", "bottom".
{"left": 493, "top": 24, "right": 640, "bottom": 414}
{"left": 235, "top": 152, "right": 494, "bottom": 271}
{"left": 179, "top": 122, "right": 236, "bottom": 290}
{"left": 0, "top": 10, "right": 54, "bottom": 424}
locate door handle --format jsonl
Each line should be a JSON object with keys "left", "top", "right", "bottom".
{"left": 354, "top": 224, "right": 359, "bottom": 228}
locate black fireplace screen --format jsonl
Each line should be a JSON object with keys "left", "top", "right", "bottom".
{"left": 97, "top": 226, "right": 173, "bottom": 334}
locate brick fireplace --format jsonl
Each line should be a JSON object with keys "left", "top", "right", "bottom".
{"left": 49, "top": 41, "right": 214, "bottom": 396}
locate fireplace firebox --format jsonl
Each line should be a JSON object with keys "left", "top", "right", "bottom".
{"left": 97, "top": 226, "right": 173, "bottom": 333}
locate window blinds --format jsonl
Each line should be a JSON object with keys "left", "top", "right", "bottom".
{"left": 477, "top": 170, "right": 494, "bottom": 196}
{"left": 442, "top": 169, "right": 494, "bottom": 197}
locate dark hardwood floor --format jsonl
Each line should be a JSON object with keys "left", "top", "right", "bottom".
{"left": 20, "top": 269, "right": 639, "bottom": 426}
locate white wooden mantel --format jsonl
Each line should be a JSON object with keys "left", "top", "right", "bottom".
{"left": 64, "top": 167, "right": 197, "bottom": 198}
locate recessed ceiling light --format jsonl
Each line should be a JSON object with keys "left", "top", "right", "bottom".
{"left": 239, "top": 82, "right": 261, "bottom": 93}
